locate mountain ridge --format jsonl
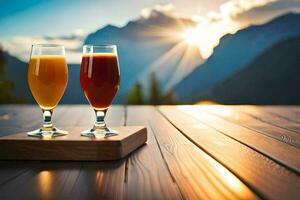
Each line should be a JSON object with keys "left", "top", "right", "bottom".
{"left": 1, "top": 10, "right": 201, "bottom": 104}
{"left": 200, "top": 34, "right": 300, "bottom": 104}
{"left": 174, "top": 12, "right": 300, "bottom": 102}
{"left": 84, "top": 10, "right": 201, "bottom": 102}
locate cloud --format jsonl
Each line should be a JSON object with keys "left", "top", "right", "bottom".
{"left": 232, "top": 0, "right": 300, "bottom": 26}
{"left": 140, "top": 3, "right": 175, "bottom": 18}
{"left": 1, "top": 29, "right": 86, "bottom": 64}
{"left": 2, "top": 1, "right": 300, "bottom": 64}
{"left": 220, "top": 0, "right": 276, "bottom": 19}
{"left": 184, "top": 0, "right": 299, "bottom": 58}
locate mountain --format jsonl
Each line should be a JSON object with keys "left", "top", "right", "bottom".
{"left": 174, "top": 13, "right": 300, "bottom": 102}
{"left": 0, "top": 49, "right": 86, "bottom": 104}
{"left": 2, "top": 51, "right": 32, "bottom": 103}
{"left": 85, "top": 10, "right": 201, "bottom": 102}
{"left": 60, "top": 64, "right": 86, "bottom": 104}
{"left": 199, "top": 35, "right": 300, "bottom": 104}
{"left": 2, "top": 54, "right": 86, "bottom": 104}
{"left": 1, "top": 10, "right": 201, "bottom": 104}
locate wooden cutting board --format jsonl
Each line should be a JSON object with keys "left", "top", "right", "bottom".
{"left": 0, "top": 126, "right": 147, "bottom": 161}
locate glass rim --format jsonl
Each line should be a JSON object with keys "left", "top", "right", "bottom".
{"left": 83, "top": 44, "right": 117, "bottom": 48}
{"left": 32, "top": 44, "right": 64, "bottom": 48}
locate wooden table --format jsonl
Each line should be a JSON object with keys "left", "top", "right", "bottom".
{"left": 0, "top": 105, "right": 299, "bottom": 200}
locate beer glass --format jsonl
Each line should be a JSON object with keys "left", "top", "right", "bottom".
{"left": 27, "top": 44, "right": 68, "bottom": 137}
{"left": 80, "top": 45, "right": 120, "bottom": 138}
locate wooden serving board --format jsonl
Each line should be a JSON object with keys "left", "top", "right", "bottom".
{"left": 0, "top": 126, "right": 147, "bottom": 161}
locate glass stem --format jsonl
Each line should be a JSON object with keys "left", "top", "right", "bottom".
{"left": 94, "top": 109, "right": 107, "bottom": 130}
{"left": 43, "top": 110, "right": 53, "bottom": 130}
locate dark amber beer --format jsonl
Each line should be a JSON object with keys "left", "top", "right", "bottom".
{"left": 80, "top": 53, "right": 120, "bottom": 110}
{"left": 80, "top": 45, "right": 120, "bottom": 138}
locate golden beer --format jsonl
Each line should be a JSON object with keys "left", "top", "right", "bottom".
{"left": 28, "top": 55, "right": 68, "bottom": 110}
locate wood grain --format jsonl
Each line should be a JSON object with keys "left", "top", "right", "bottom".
{"left": 70, "top": 161, "right": 125, "bottom": 200}
{"left": 159, "top": 106, "right": 300, "bottom": 200}
{"left": 0, "top": 105, "right": 299, "bottom": 200}
{"left": 0, "top": 106, "right": 83, "bottom": 200}
{"left": 176, "top": 106, "right": 300, "bottom": 173}
{"left": 253, "top": 106, "right": 300, "bottom": 124}
{"left": 0, "top": 161, "right": 38, "bottom": 185}
{"left": 0, "top": 106, "right": 127, "bottom": 199}
{"left": 0, "top": 161, "right": 81, "bottom": 200}
{"left": 0, "top": 126, "right": 147, "bottom": 161}
{"left": 130, "top": 106, "right": 259, "bottom": 200}
{"left": 201, "top": 105, "right": 300, "bottom": 148}
{"left": 0, "top": 105, "right": 68, "bottom": 136}
{"left": 233, "top": 106, "right": 300, "bottom": 133}
{"left": 67, "top": 105, "right": 127, "bottom": 200}
{"left": 125, "top": 106, "right": 183, "bottom": 200}
{"left": 0, "top": 105, "right": 66, "bottom": 191}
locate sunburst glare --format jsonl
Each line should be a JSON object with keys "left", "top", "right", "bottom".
{"left": 181, "top": 28, "right": 200, "bottom": 46}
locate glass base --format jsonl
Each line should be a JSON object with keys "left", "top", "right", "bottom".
{"left": 81, "top": 127, "right": 118, "bottom": 138}
{"left": 27, "top": 127, "right": 68, "bottom": 138}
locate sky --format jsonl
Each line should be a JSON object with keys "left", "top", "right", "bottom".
{"left": 0, "top": 0, "right": 299, "bottom": 63}
{"left": 0, "top": 0, "right": 228, "bottom": 38}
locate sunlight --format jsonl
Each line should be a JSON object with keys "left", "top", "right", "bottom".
{"left": 180, "top": 21, "right": 237, "bottom": 59}
{"left": 202, "top": 105, "right": 233, "bottom": 117}
{"left": 181, "top": 28, "right": 200, "bottom": 46}
{"left": 140, "top": 41, "right": 187, "bottom": 78}
{"left": 139, "top": 40, "right": 203, "bottom": 91}
{"left": 137, "top": 15, "right": 238, "bottom": 90}
{"left": 213, "top": 161, "right": 251, "bottom": 197}
{"left": 177, "top": 105, "right": 258, "bottom": 199}
{"left": 166, "top": 43, "right": 202, "bottom": 89}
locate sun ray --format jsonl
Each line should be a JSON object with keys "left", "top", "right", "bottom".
{"left": 138, "top": 41, "right": 187, "bottom": 82}
{"left": 166, "top": 44, "right": 203, "bottom": 90}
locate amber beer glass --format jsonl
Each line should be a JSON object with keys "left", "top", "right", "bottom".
{"left": 80, "top": 45, "right": 120, "bottom": 138}
{"left": 27, "top": 44, "right": 68, "bottom": 137}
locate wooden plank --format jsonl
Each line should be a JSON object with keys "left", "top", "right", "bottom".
{"left": 0, "top": 161, "right": 37, "bottom": 185}
{"left": 0, "top": 105, "right": 66, "bottom": 127}
{"left": 0, "top": 106, "right": 83, "bottom": 199}
{"left": 201, "top": 105, "right": 300, "bottom": 149}
{"left": 128, "top": 106, "right": 259, "bottom": 200}
{"left": 125, "top": 106, "right": 183, "bottom": 200}
{"left": 0, "top": 126, "right": 147, "bottom": 161}
{"left": 0, "top": 106, "right": 127, "bottom": 199}
{"left": 75, "top": 104, "right": 94, "bottom": 126}
{"left": 159, "top": 106, "right": 300, "bottom": 200}
{"left": 70, "top": 105, "right": 126, "bottom": 200}
{"left": 70, "top": 161, "right": 125, "bottom": 200}
{"left": 255, "top": 106, "right": 300, "bottom": 124}
{"left": 0, "top": 162, "right": 81, "bottom": 200}
{"left": 73, "top": 105, "right": 125, "bottom": 127}
{"left": 0, "top": 105, "right": 68, "bottom": 136}
{"left": 233, "top": 106, "right": 300, "bottom": 134}
{"left": 54, "top": 105, "right": 84, "bottom": 127}
{"left": 0, "top": 105, "right": 66, "bottom": 187}
{"left": 176, "top": 106, "right": 300, "bottom": 173}
{"left": 0, "top": 105, "right": 40, "bottom": 134}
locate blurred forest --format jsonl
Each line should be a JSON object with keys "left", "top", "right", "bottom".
{"left": 0, "top": 47, "right": 24, "bottom": 103}
{"left": 127, "top": 72, "right": 176, "bottom": 105}
{"left": 0, "top": 45, "right": 176, "bottom": 105}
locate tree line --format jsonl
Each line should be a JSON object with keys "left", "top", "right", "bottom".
{"left": 0, "top": 46, "right": 17, "bottom": 103}
{"left": 126, "top": 72, "right": 176, "bottom": 105}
